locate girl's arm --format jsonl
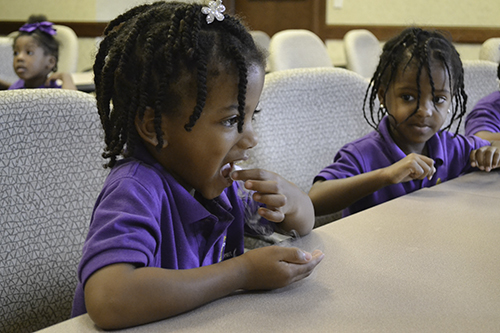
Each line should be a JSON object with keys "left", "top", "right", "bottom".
{"left": 231, "top": 169, "right": 314, "bottom": 236}
{"left": 85, "top": 246, "right": 324, "bottom": 330}
{"left": 309, "top": 153, "right": 436, "bottom": 216}
{"left": 473, "top": 131, "right": 500, "bottom": 142}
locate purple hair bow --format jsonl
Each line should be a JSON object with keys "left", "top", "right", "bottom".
{"left": 19, "top": 21, "right": 57, "bottom": 36}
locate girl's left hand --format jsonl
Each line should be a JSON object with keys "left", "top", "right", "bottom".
{"left": 470, "top": 144, "right": 500, "bottom": 172}
{"left": 231, "top": 168, "right": 295, "bottom": 223}
{"left": 46, "top": 72, "right": 77, "bottom": 90}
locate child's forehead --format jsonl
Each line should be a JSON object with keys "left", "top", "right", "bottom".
{"left": 395, "top": 59, "right": 450, "bottom": 84}
{"left": 14, "top": 35, "right": 40, "bottom": 48}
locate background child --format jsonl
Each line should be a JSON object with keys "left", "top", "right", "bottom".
{"left": 9, "top": 15, "right": 76, "bottom": 90}
{"left": 465, "top": 61, "right": 500, "bottom": 141}
{"left": 309, "top": 27, "right": 500, "bottom": 218}
{"left": 71, "top": 1, "right": 323, "bottom": 329}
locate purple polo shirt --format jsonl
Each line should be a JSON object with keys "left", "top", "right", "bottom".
{"left": 71, "top": 147, "right": 271, "bottom": 317}
{"left": 315, "top": 116, "right": 490, "bottom": 217}
{"left": 8, "top": 78, "right": 61, "bottom": 89}
{"left": 465, "top": 91, "right": 500, "bottom": 136}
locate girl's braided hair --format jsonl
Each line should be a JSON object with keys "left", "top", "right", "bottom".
{"left": 363, "top": 27, "right": 467, "bottom": 133}
{"left": 94, "top": 1, "right": 265, "bottom": 168}
{"left": 15, "top": 15, "right": 59, "bottom": 72}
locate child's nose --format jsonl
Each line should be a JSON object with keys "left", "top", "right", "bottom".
{"left": 239, "top": 122, "right": 258, "bottom": 149}
{"left": 417, "top": 100, "right": 434, "bottom": 117}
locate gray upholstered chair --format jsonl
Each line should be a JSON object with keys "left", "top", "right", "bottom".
{"left": 0, "top": 89, "right": 107, "bottom": 332}
{"left": 343, "top": 29, "right": 382, "bottom": 79}
{"left": 0, "top": 36, "right": 17, "bottom": 87}
{"left": 446, "top": 60, "right": 499, "bottom": 135}
{"left": 268, "top": 29, "right": 333, "bottom": 72}
{"left": 479, "top": 38, "right": 500, "bottom": 64}
{"left": 244, "top": 67, "right": 371, "bottom": 226}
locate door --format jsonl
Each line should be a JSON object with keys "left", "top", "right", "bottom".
{"left": 231, "top": 0, "right": 321, "bottom": 38}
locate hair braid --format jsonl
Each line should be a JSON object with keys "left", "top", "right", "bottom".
{"left": 94, "top": 1, "right": 265, "bottom": 168}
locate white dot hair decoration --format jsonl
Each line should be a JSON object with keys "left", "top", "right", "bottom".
{"left": 201, "top": 0, "right": 226, "bottom": 24}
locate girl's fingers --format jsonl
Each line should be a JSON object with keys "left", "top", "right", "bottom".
{"left": 257, "top": 207, "right": 284, "bottom": 222}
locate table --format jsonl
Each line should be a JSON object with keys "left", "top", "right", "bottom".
{"left": 71, "top": 71, "right": 95, "bottom": 93}
{"left": 38, "top": 171, "right": 500, "bottom": 332}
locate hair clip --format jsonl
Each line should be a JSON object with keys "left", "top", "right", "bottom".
{"left": 201, "top": 0, "right": 225, "bottom": 24}
{"left": 19, "top": 21, "right": 57, "bottom": 36}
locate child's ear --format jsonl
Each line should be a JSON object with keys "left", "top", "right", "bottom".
{"left": 135, "top": 107, "right": 168, "bottom": 148}
{"left": 47, "top": 55, "right": 56, "bottom": 71}
{"left": 377, "top": 87, "right": 386, "bottom": 106}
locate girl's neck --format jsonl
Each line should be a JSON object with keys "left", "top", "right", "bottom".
{"left": 24, "top": 74, "right": 48, "bottom": 88}
{"left": 388, "top": 127, "right": 428, "bottom": 156}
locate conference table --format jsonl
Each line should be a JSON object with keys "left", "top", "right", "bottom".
{"left": 39, "top": 171, "right": 500, "bottom": 332}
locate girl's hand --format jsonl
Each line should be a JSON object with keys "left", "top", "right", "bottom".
{"left": 238, "top": 246, "right": 324, "bottom": 290}
{"left": 470, "top": 145, "right": 500, "bottom": 172}
{"left": 385, "top": 153, "right": 436, "bottom": 184}
{"left": 231, "top": 169, "right": 299, "bottom": 223}
{"left": 46, "top": 72, "right": 77, "bottom": 90}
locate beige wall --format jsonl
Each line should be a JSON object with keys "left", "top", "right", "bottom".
{"left": 326, "top": 0, "right": 500, "bottom": 27}
{"left": 325, "top": 0, "right": 500, "bottom": 66}
{"left": 1, "top": 0, "right": 497, "bottom": 70}
{"left": 0, "top": 0, "right": 196, "bottom": 71}
{"left": 0, "top": 0, "right": 197, "bottom": 21}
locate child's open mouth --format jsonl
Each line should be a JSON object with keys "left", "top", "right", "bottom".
{"left": 220, "top": 162, "right": 234, "bottom": 179}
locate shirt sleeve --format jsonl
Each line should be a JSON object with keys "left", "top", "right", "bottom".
{"left": 449, "top": 134, "right": 491, "bottom": 176}
{"left": 465, "top": 92, "right": 500, "bottom": 135}
{"left": 314, "top": 144, "right": 365, "bottom": 183}
{"left": 78, "top": 176, "right": 163, "bottom": 288}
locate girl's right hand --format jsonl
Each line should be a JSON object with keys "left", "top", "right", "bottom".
{"left": 238, "top": 246, "right": 324, "bottom": 290}
{"left": 386, "top": 153, "right": 436, "bottom": 184}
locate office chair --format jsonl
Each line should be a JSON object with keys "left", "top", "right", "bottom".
{"left": 0, "top": 89, "right": 107, "bottom": 332}
{"left": 268, "top": 29, "right": 333, "bottom": 72}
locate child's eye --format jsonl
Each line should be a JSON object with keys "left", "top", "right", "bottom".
{"left": 27, "top": 51, "right": 34, "bottom": 56}
{"left": 221, "top": 116, "right": 239, "bottom": 127}
{"left": 401, "top": 94, "right": 415, "bottom": 102}
{"left": 434, "top": 96, "right": 446, "bottom": 104}
{"left": 252, "top": 109, "right": 261, "bottom": 121}
{"left": 13, "top": 51, "right": 18, "bottom": 56}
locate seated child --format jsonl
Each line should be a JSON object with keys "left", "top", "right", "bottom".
{"left": 309, "top": 27, "right": 500, "bottom": 218}
{"left": 9, "top": 15, "right": 76, "bottom": 90}
{"left": 464, "top": 62, "right": 500, "bottom": 141}
{"left": 71, "top": 1, "right": 324, "bottom": 329}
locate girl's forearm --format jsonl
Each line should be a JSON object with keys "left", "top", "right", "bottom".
{"left": 309, "top": 168, "right": 390, "bottom": 216}
{"left": 85, "top": 259, "right": 247, "bottom": 330}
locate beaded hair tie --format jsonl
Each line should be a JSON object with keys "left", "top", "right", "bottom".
{"left": 201, "top": 0, "right": 225, "bottom": 24}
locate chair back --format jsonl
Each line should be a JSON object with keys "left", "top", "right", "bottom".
{"left": 446, "top": 60, "right": 499, "bottom": 134}
{"left": 343, "top": 29, "right": 382, "bottom": 79}
{"left": 0, "top": 36, "right": 18, "bottom": 86}
{"left": 244, "top": 68, "right": 371, "bottom": 224}
{"left": 268, "top": 29, "right": 333, "bottom": 72}
{"left": 250, "top": 30, "right": 271, "bottom": 53}
{"left": 9, "top": 24, "right": 79, "bottom": 73}
{"left": 0, "top": 89, "right": 107, "bottom": 332}
{"left": 250, "top": 30, "right": 271, "bottom": 72}
{"left": 479, "top": 38, "right": 500, "bottom": 64}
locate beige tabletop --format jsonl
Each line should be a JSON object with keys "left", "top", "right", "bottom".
{"left": 38, "top": 171, "right": 500, "bottom": 333}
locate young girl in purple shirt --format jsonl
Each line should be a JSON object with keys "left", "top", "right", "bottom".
{"left": 9, "top": 15, "right": 76, "bottom": 90}
{"left": 310, "top": 27, "right": 500, "bottom": 218}
{"left": 465, "top": 62, "right": 500, "bottom": 141}
{"left": 72, "top": 1, "right": 323, "bottom": 329}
